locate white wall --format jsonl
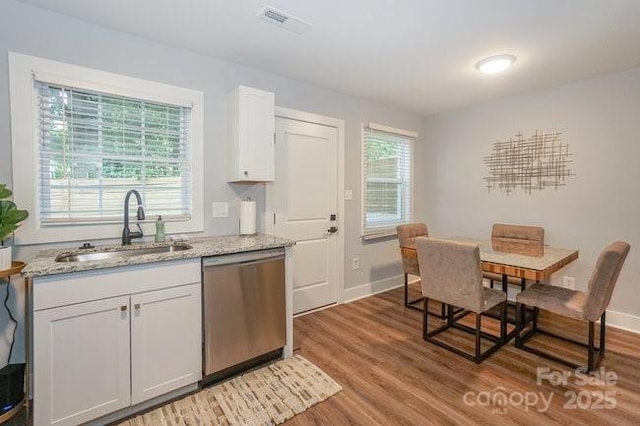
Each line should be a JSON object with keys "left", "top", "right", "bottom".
{"left": 0, "top": 0, "right": 428, "bottom": 362}
{"left": 420, "top": 67, "right": 640, "bottom": 330}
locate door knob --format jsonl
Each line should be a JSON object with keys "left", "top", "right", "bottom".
{"left": 328, "top": 226, "right": 338, "bottom": 234}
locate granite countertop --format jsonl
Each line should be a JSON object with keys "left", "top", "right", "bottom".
{"left": 23, "top": 234, "right": 295, "bottom": 278}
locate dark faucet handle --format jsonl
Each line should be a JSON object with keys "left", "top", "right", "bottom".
{"left": 135, "top": 223, "right": 144, "bottom": 237}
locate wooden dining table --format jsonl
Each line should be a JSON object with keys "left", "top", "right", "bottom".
{"left": 400, "top": 236, "right": 579, "bottom": 287}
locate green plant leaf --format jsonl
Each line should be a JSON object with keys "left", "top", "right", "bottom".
{"left": 4, "top": 209, "right": 28, "bottom": 224}
{"left": 0, "top": 184, "right": 11, "bottom": 200}
{"left": 0, "top": 200, "right": 17, "bottom": 217}
{"left": 0, "top": 183, "right": 29, "bottom": 242}
{"left": 0, "top": 224, "right": 18, "bottom": 242}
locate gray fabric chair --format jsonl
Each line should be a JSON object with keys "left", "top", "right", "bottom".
{"left": 484, "top": 223, "right": 545, "bottom": 290}
{"left": 416, "top": 237, "right": 508, "bottom": 363}
{"left": 397, "top": 223, "right": 446, "bottom": 318}
{"left": 515, "top": 241, "right": 630, "bottom": 372}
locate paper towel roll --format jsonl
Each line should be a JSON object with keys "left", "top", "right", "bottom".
{"left": 240, "top": 200, "right": 257, "bottom": 235}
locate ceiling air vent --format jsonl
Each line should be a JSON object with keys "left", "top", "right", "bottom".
{"left": 257, "top": 6, "right": 311, "bottom": 35}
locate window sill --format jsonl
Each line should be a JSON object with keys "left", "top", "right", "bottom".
{"left": 362, "top": 229, "right": 398, "bottom": 241}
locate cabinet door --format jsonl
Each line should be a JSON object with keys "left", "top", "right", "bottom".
{"left": 229, "top": 86, "right": 275, "bottom": 182}
{"left": 130, "top": 283, "right": 202, "bottom": 405}
{"left": 238, "top": 86, "right": 275, "bottom": 181}
{"left": 33, "top": 296, "right": 131, "bottom": 426}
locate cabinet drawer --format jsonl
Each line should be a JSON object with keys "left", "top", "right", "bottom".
{"left": 33, "top": 258, "right": 200, "bottom": 310}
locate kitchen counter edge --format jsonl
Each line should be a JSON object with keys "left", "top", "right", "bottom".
{"left": 22, "top": 234, "right": 295, "bottom": 278}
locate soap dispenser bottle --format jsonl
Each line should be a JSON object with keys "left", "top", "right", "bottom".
{"left": 155, "top": 215, "right": 165, "bottom": 243}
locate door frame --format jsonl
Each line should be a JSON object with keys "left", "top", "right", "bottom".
{"left": 265, "top": 106, "right": 346, "bottom": 308}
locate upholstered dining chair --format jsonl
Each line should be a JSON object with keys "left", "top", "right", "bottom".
{"left": 397, "top": 223, "right": 445, "bottom": 318}
{"left": 484, "top": 223, "right": 545, "bottom": 290}
{"left": 416, "top": 237, "right": 508, "bottom": 363}
{"left": 515, "top": 241, "right": 630, "bottom": 372}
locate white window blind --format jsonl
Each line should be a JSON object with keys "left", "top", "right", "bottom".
{"left": 362, "top": 123, "right": 415, "bottom": 239}
{"left": 36, "top": 81, "right": 192, "bottom": 225}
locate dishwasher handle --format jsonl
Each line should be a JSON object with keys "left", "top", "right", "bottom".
{"left": 202, "top": 248, "right": 285, "bottom": 268}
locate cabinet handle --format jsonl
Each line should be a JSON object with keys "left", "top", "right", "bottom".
{"left": 244, "top": 170, "right": 249, "bottom": 176}
{"left": 120, "top": 305, "right": 127, "bottom": 312}
{"left": 134, "top": 303, "right": 141, "bottom": 310}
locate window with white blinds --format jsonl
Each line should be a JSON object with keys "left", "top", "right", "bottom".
{"left": 9, "top": 53, "right": 204, "bottom": 244}
{"left": 362, "top": 123, "right": 415, "bottom": 239}
{"left": 36, "top": 81, "right": 192, "bottom": 225}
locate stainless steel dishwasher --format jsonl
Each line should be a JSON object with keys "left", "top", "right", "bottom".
{"left": 202, "top": 248, "right": 286, "bottom": 383}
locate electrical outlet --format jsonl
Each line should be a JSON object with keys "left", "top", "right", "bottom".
{"left": 211, "top": 202, "right": 228, "bottom": 218}
{"left": 345, "top": 190, "right": 353, "bottom": 200}
{"left": 352, "top": 257, "right": 359, "bottom": 270}
{"left": 562, "top": 276, "right": 575, "bottom": 290}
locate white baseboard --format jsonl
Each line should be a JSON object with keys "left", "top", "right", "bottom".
{"left": 293, "top": 302, "right": 337, "bottom": 318}
{"left": 342, "top": 274, "right": 405, "bottom": 303}
{"left": 606, "top": 309, "right": 640, "bottom": 334}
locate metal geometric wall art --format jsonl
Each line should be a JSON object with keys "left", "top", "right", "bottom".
{"left": 484, "top": 130, "right": 574, "bottom": 194}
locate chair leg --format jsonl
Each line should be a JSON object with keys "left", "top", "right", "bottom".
{"left": 475, "top": 313, "right": 482, "bottom": 362}
{"left": 404, "top": 273, "right": 409, "bottom": 305}
{"left": 404, "top": 273, "right": 429, "bottom": 312}
{"left": 423, "top": 302, "right": 506, "bottom": 363}
{"left": 515, "top": 302, "right": 535, "bottom": 348}
{"left": 515, "top": 302, "right": 522, "bottom": 345}
{"left": 600, "top": 312, "right": 606, "bottom": 354}
{"left": 501, "top": 301, "right": 507, "bottom": 341}
{"left": 516, "top": 305, "right": 607, "bottom": 372}
{"left": 423, "top": 297, "right": 429, "bottom": 340}
{"left": 447, "top": 304, "right": 454, "bottom": 326}
{"left": 588, "top": 320, "right": 595, "bottom": 372}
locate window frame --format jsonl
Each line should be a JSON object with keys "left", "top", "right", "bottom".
{"left": 361, "top": 122, "right": 416, "bottom": 240}
{"left": 9, "top": 52, "right": 205, "bottom": 245}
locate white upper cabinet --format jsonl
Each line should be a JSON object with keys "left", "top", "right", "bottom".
{"left": 228, "top": 85, "right": 275, "bottom": 182}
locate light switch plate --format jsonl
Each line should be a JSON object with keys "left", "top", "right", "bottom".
{"left": 212, "top": 202, "right": 229, "bottom": 218}
{"left": 345, "top": 189, "right": 353, "bottom": 200}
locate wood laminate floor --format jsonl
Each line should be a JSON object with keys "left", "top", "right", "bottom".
{"left": 287, "top": 285, "right": 640, "bottom": 425}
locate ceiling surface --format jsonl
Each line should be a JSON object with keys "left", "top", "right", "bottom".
{"left": 15, "top": 0, "right": 640, "bottom": 117}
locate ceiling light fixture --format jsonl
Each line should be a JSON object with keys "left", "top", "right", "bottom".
{"left": 475, "top": 54, "right": 517, "bottom": 75}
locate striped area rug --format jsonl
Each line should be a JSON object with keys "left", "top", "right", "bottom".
{"left": 120, "top": 355, "right": 341, "bottom": 425}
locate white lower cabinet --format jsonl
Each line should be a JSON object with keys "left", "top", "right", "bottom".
{"left": 131, "top": 284, "right": 201, "bottom": 404}
{"left": 34, "top": 296, "right": 132, "bottom": 425}
{"left": 33, "top": 259, "right": 202, "bottom": 426}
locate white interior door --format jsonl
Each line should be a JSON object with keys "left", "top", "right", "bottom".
{"left": 271, "top": 116, "right": 339, "bottom": 314}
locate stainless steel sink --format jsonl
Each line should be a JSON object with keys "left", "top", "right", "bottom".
{"left": 55, "top": 243, "right": 193, "bottom": 263}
